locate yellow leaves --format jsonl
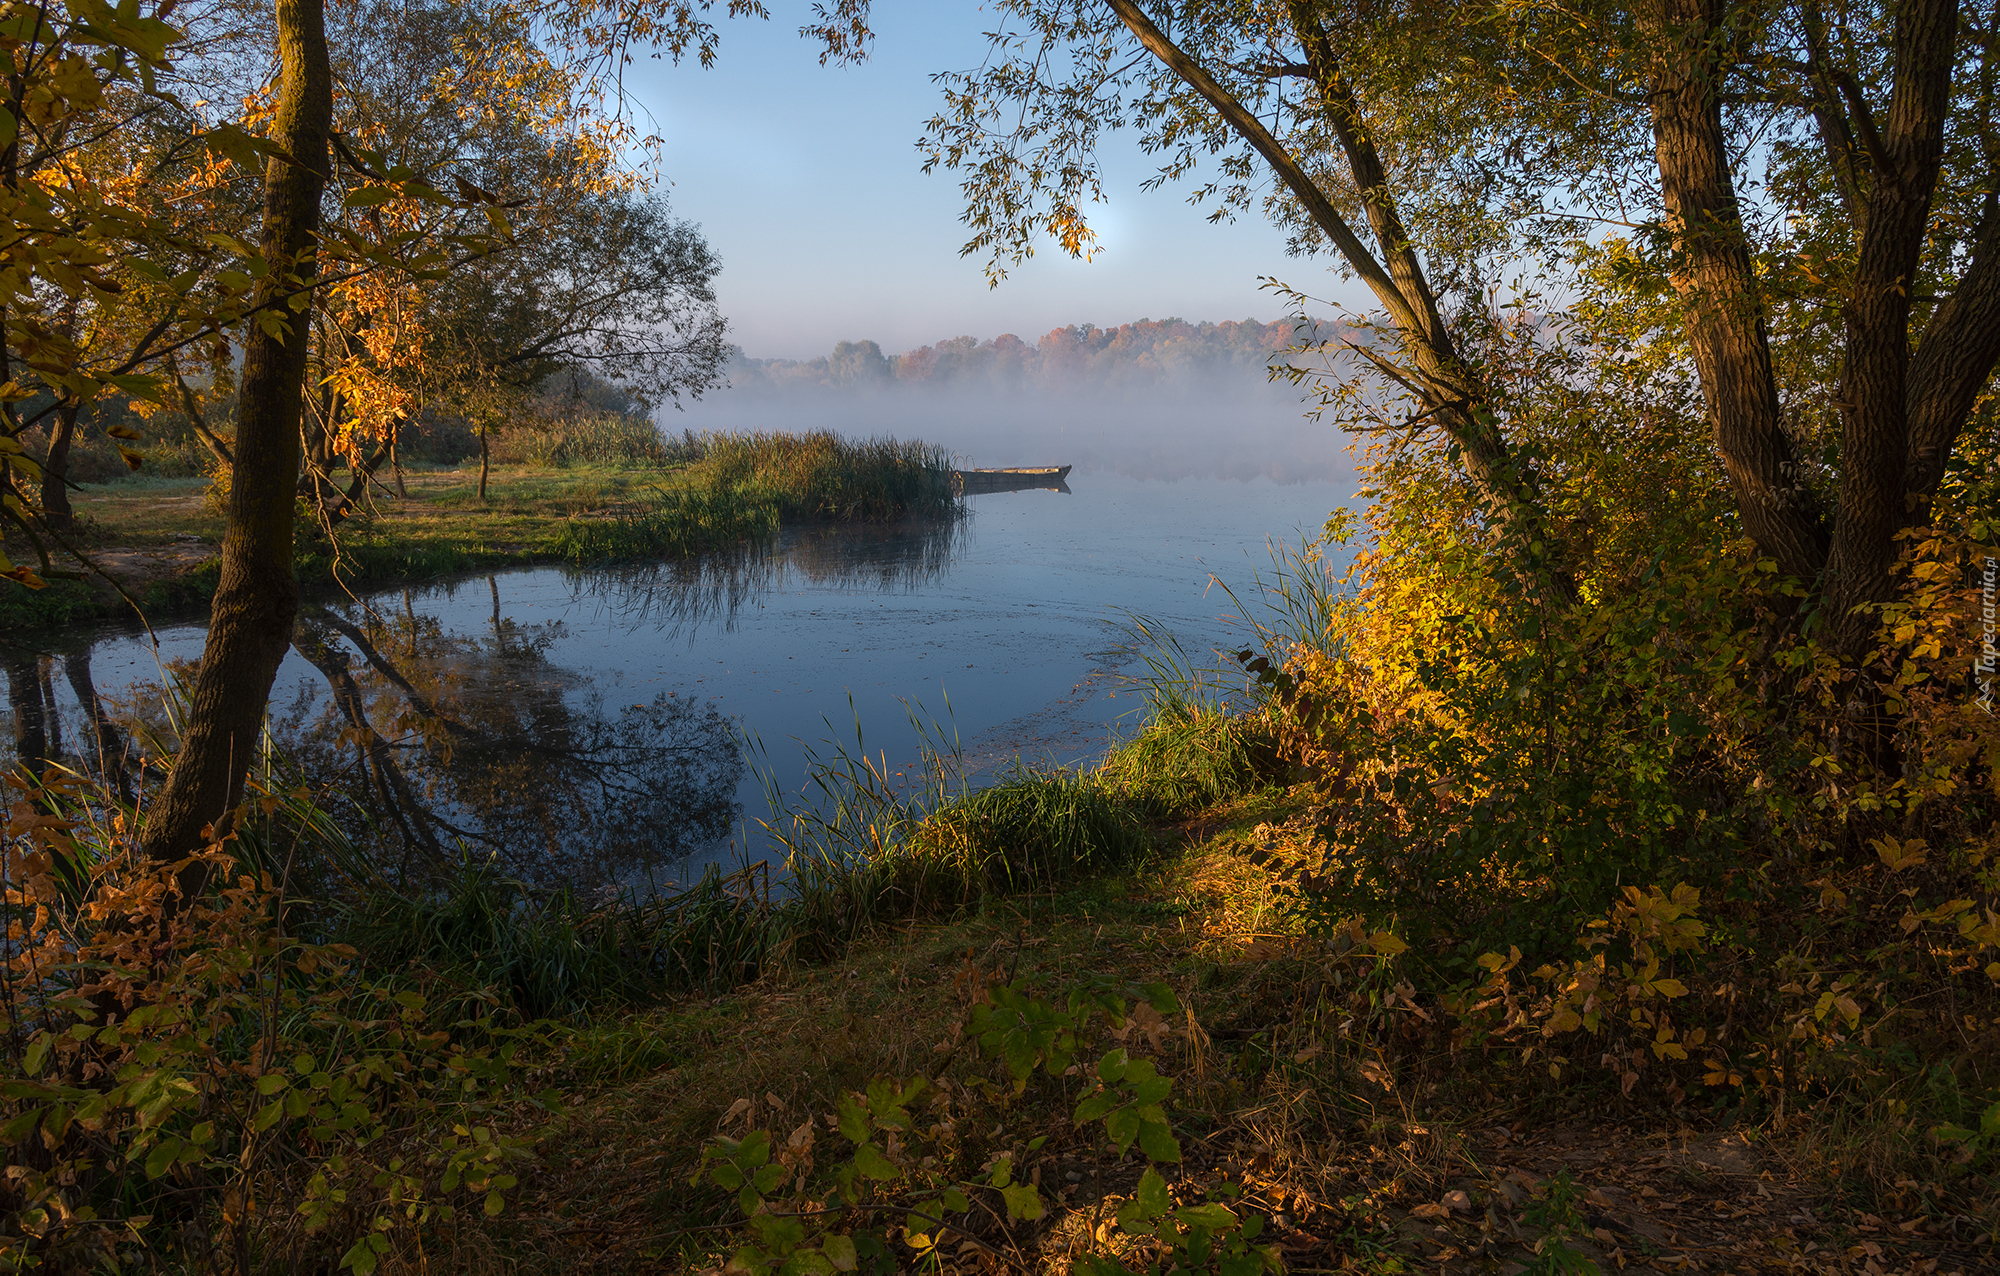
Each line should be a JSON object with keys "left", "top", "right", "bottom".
{"left": 1650, "top": 1024, "right": 1687, "bottom": 1061}
{"left": 1813, "top": 990, "right": 1863, "bottom": 1028}
{"left": 1368, "top": 929, "right": 1409, "bottom": 957}
{"left": 1871, "top": 836, "right": 1928, "bottom": 872}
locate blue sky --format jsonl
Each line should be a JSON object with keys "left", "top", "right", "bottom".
{"left": 623, "top": 2, "right": 1368, "bottom": 360}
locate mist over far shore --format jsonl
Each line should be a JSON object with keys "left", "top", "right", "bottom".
{"left": 656, "top": 317, "right": 1364, "bottom": 484}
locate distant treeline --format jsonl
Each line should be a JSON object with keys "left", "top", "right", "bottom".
{"left": 725, "top": 317, "right": 1346, "bottom": 394}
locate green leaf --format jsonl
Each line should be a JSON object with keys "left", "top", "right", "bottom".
{"left": 1098, "top": 1049, "right": 1129, "bottom": 1083}
{"left": 1133, "top": 1167, "right": 1170, "bottom": 1218}
{"left": 0, "top": 1108, "right": 43, "bottom": 1142}
{"left": 255, "top": 1073, "right": 290, "bottom": 1096}
{"left": 1104, "top": 1106, "right": 1141, "bottom": 1153}
{"left": 340, "top": 1235, "right": 379, "bottom": 1275}
{"left": 143, "top": 1135, "right": 182, "bottom": 1180}
{"left": 1074, "top": 1090, "right": 1119, "bottom": 1124}
{"left": 999, "top": 1182, "right": 1043, "bottom": 1221}
{"left": 822, "top": 1233, "right": 858, "bottom": 1271}
{"left": 1172, "top": 1203, "right": 1237, "bottom": 1231}
{"left": 852, "top": 1143, "right": 899, "bottom": 1181}
{"left": 1129, "top": 1074, "right": 1172, "bottom": 1107}
{"left": 483, "top": 1191, "right": 504, "bottom": 1217}
{"left": 204, "top": 122, "right": 261, "bottom": 169}
{"left": 1137, "top": 1118, "right": 1182, "bottom": 1164}
{"left": 22, "top": 1035, "right": 48, "bottom": 1077}
{"left": 251, "top": 1100, "right": 285, "bottom": 1132}
{"left": 837, "top": 1095, "right": 870, "bottom": 1144}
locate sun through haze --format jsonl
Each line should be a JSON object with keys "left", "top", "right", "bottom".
{"left": 623, "top": 0, "right": 1368, "bottom": 363}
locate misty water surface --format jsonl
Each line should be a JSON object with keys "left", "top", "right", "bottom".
{"left": 4, "top": 469, "right": 1356, "bottom": 891}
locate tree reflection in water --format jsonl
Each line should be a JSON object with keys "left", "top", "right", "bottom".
{"left": 3, "top": 514, "right": 968, "bottom": 891}
{"left": 277, "top": 594, "right": 740, "bottom": 892}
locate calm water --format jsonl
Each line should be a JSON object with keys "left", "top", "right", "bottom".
{"left": 5, "top": 470, "right": 1354, "bottom": 888}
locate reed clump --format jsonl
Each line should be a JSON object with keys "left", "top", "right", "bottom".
{"left": 549, "top": 483, "right": 782, "bottom": 563}
{"left": 550, "top": 430, "right": 961, "bottom": 564}
{"left": 695, "top": 430, "right": 959, "bottom": 522}
{"left": 335, "top": 862, "right": 783, "bottom": 1019}
{"left": 1099, "top": 703, "right": 1279, "bottom": 820}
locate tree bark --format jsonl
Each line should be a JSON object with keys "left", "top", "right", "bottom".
{"left": 139, "top": 0, "right": 330, "bottom": 900}
{"left": 1821, "top": 0, "right": 1959, "bottom": 657}
{"left": 1641, "top": 0, "right": 1831, "bottom": 587}
{"left": 41, "top": 402, "right": 79, "bottom": 531}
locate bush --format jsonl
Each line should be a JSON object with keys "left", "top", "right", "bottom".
{"left": 0, "top": 774, "right": 540, "bottom": 1274}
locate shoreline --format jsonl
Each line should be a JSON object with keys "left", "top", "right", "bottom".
{"left": 1, "top": 454, "right": 965, "bottom": 635}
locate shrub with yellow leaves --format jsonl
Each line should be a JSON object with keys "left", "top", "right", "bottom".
{"left": 0, "top": 771, "right": 543, "bottom": 1274}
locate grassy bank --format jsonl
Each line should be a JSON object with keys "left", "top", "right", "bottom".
{"left": 0, "top": 430, "right": 961, "bottom": 632}
{"left": 3, "top": 686, "right": 1994, "bottom": 1273}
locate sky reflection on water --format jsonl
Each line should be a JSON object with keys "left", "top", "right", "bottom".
{"left": 5, "top": 471, "right": 1356, "bottom": 889}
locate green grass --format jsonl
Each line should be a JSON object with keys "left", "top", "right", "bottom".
{"left": 336, "top": 860, "right": 784, "bottom": 1020}
{"left": 547, "top": 483, "right": 782, "bottom": 564}
{"left": 694, "top": 431, "right": 959, "bottom": 523}
{"left": 1099, "top": 702, "right": 1280, "bottom": 819}
{"left": 4, "top": 431, "right": 963, "bottom": 631}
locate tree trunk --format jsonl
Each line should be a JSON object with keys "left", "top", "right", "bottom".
{"left": 1641, "top": 0, "right": 1831, "bottom": 587}
{"left": 41, "top": 402, "right": 79, "bottom": 531}
{"left": 478, "top": 419, "right": 491, "bottom": 499}
{"left": 138, "top": 0, "right": 330, "bottom": 902}
{"left": 1820, "top": 0, "right": 1958, "bottom": 659}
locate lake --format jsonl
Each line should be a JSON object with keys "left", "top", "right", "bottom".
{"left": 4, "top": 469, "right": 1355, "bottom": 890}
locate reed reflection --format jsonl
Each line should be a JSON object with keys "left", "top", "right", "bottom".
{"left": 571, "top": 513, "right": 963, "bottom": 630}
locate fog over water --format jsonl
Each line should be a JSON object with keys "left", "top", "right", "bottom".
{"left": 668, "top": 382, "right": 1351, "bottom": 484}
{"left": 5, "top": 325, "right": 1363, "bottom": 893}
{"left": 660, "top": 317, "right": 1361, "bottom": 484}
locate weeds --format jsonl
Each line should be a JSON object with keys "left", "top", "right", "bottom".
{"left": 337, "top": 860, "right": 782, "bottom": 1018}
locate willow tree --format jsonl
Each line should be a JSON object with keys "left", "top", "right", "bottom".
{"left": 909, "top": 0, "right": 1996, "bottom": 663}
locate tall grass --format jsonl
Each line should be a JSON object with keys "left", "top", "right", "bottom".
{"left": 497, "top": 412, "right": 690, "bottom": 468}
{"left": 337, "top": 860, "right": 780, "bottom": 1018}
{"left": 550, "top": 483, "right": 781, "bottom": 563}
{"left": 696, "top": 431, "right": 960, "bottom": 522}
{"left": 549, "top": 430, "right": 962, "bottom": 565}
{"left": 1098, "top": 614, "right": 1282, "bottom": 819}
{"left": 754, "top": 703, "right": 1153, "bottom": 962}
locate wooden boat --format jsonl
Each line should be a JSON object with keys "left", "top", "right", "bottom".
{"left": 953, "top": 465, "right": 1072, "bottom": 495}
